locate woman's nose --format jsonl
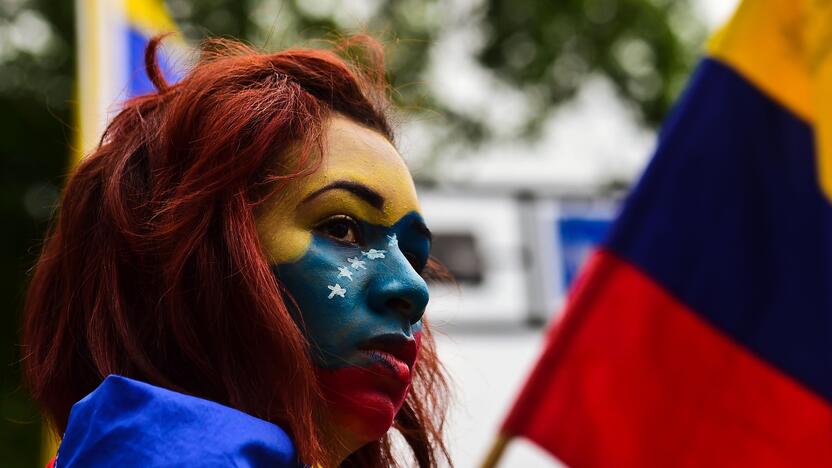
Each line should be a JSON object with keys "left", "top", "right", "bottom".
{"left": 367, "top": 253, "right": 429, "bottom": 325}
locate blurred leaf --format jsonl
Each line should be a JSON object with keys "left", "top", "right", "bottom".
{"left": 478, "top": 0, "right": 704, "bottom": 128}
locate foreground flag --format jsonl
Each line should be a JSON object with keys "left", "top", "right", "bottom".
{"left": 75, "top": 0, "right": 187, "bottom": 161}
{"left": 494, "top": 0, "right": 832, "bottom": 466}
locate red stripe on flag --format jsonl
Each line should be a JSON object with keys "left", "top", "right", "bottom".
{"left": 502, "top": 250, "right": 832, "bottom": 468}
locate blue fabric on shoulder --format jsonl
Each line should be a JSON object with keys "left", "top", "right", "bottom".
{"left": 56, "top": 375, "right": 301, "bottom": 467}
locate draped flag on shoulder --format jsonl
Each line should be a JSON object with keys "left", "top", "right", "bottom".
{"left": 493, "top": 0, "right": 832, "bottom": 466}
{"left": 74, "top": 0, "right": 187, "bottom": 161}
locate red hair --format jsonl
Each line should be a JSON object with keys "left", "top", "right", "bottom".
{"left": 23, "top": 36, "right": 450, "bottom": 467}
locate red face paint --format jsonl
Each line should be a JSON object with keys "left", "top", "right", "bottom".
{"left": 316, "top": 332, "right": 422, "bottom": 439}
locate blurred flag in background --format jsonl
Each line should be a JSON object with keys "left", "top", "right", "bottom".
{"left": 75, "top": 0, "right": 187, "bottom": 161}
{"left": 495, "top": 0, "right": 832, "bottom": 466}
{"left": 45, "top": 1, "right": 187, "bottom": 462}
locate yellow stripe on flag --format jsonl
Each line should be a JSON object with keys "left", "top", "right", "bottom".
{"left": 707, "top": 0, "right": 832, "bottom": 202}
{"left": 706, "top": 0, "right": 810, "bottom": 122}
{"left": 125, "top": 0, "right": 178, "bottom": 36}
{"left": 806, "top": 1, "right": 832, "bottom": 203}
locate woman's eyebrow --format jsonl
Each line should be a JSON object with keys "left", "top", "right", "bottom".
{"left": 299, "top": 180, "right": 385, "bottom": 210}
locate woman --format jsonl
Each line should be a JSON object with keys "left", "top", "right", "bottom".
{"left": 23, "top": 36, "right": 450, "bottom": 467}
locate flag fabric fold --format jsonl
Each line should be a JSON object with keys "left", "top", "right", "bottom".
{"left": 500, "top": 1, "right": 832, "bottom": 466}
{"left": 56, "top": 375, "right": 298, "bottom": 467}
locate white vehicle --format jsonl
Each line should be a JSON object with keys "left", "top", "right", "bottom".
{"left": 419, "top": 188, "right": 619, "bottom": 330}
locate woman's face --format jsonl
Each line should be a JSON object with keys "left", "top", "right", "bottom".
{"left": 256, "top": 115, "right": 430, "bottom": 444}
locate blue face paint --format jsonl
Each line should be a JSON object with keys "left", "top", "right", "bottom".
{"left": 271, "top": 211, "right": 430, "bottom": 370}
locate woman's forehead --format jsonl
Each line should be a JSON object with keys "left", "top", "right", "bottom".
{"left": 295, "top": 115, "right": 420, "bottom": 225}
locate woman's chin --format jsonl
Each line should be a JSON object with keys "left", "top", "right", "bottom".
{"left": 329, "top": 393, "right": 398, "bottom": 441}
{"left": 316, "top": 364, "right": 411, "bottom": 441}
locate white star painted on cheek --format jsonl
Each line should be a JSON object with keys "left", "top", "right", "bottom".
{"left": 362, "top": 249, "right": 387, "bottom": 260}
{"left": 347, "top": 257, "right": 367, "bottom": 270}
{"left": 337, "top": 266, "right": 353, "bottom": 281}
{"left": 327, "top": 284, "right": 346, "bottom": 299}
{"left": 387, "top": 234, "right": 398, "bottom": 247}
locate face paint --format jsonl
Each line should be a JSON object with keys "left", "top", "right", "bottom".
{"left": 272, "top": 212, "right": 429, "bottom": 438}
{"left": 256, "top": 115, "right": 431, "bottom": 442}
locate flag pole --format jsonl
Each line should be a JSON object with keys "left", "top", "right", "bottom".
{"left": 480, "top": 433, "right": 510, "bottom": 468}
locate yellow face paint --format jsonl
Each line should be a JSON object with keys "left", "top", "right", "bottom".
{"left": 256, "top": 114, "right": 421, "bottom": 264}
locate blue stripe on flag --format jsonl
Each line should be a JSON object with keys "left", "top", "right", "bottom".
{"left": 127, "top": 27, "right": 182, "bottom": 97}
{"left": 606, "top": 58, "right": 832, "bottom": 402}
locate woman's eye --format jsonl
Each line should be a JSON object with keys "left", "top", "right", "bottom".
{"left": 315, "top": 215, "right": 360, "bottom": 244}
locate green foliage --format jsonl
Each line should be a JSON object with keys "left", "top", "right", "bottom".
{"left": 168, "top": 0, "right": 703, "bottom": 155}
{"left": 0, "top": 0, "right": 74, "bottom": 465}
{"left": 171, "top": 0, "right": 445, "bottom": 128}
{"left": 479, "top": 0, "right": 704, "bottom": 130}
{"left": 0, "top": 0, "right": 703, "bottom": 465}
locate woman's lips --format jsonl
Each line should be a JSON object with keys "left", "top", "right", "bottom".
{"left": 357, "top": 350, "right": 412, "bottom": 382}
{"left": 357, "top": 334, "right": 418, "bottom": 383}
